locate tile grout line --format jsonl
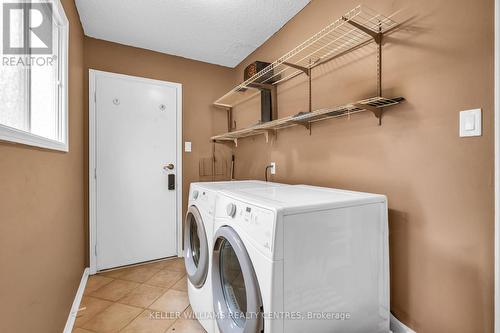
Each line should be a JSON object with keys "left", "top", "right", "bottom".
{"left": 115, "top": 304, "right": 146, "bottom": 333}
{"left": 75, "top": 260, "right": 188, "bottom": 333}
{"left": 88, "top": 269, "right": 185, "bottom": 298}
{"left": 98, "top": 268, "right": 186, "bottom": 285}
{"left": 114, "top": 290, "right": 191, "bottom": 333}
{"left": 97, "top": 257, "right": 182, "bottom": 274}
{"left": 83, "top": 272, "right": 186, "bottom": 310}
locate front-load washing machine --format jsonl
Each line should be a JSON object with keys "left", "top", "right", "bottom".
{"left": 211, "top": 185, "right": 390, "bottom": 333}
{"left": 184, "top": 181, "right": 288, "bottom": 333}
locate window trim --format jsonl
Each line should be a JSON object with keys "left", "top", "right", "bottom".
{"left": 0, "top": 0, "right": 69, "bottom": 152}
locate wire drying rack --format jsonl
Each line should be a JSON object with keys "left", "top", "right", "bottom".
{"left": 212, "top": 5, "right": 404, "bottom": 145}
{"left": 212, "top": 97, "right": 405, "bottom": 146}
{"left": 214, "top": 5, "right": 398, "bottom": 108}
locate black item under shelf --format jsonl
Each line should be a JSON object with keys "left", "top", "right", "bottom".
{"left": 261, "top": 89, "right": 273, "bottom": 123}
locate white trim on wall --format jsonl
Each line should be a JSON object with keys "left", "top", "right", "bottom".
{"left": 63, "top": 268, "right": 89, "bottom": 333}
{"left": 89, "top": 70, "right": 97, "bottom": 274}
{"left": 88, "top": 69, "right": 183, "bottom": 275}
{"left": 176, "top": 78, "right": 184, "bottom": 258}
{"left": 0, "top": 124, "right": 69, "bottom": 151}
{"left": 495, "top": 0, "right": 499, "bottom": 331}
{"left": 390, "top": 314, "right": 416, "bottom": 333}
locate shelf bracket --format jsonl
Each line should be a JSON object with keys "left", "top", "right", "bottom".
{"left": 283, "top": 62, "right": 310, "bottom": 75}
{"left": 263, "top": 131, "right": 269, "bottom": 143}
{"left": 283, "top": 61, "right": 313, "bottom": 113}
{"left": 353, "top": 103, "right": 383, "bottom": 125}
{"left": 254, "top": 129, "right": 276, "bottom": 143}
{"left": 342, "top": 17, "right": 383, "bottom": 44}
{"left": 215, "top": 106, "right": 235, "bottom": 132}
{"left": 343, "top": 17, "right": 384, "bottom": 123}
{"left": 226, "top": 107, "right": 235, "bottom": 132}
{"left": 212, "top": 139, "right": 234, "bottom": 146}
{"left": 289, "top": 120, "right": 311, "bottom": 130}
{"left": 271, "top": 85, "right": 278, "bottom": 121}
{"left": 262, "top": 131, "right": 270, "bottom": 143}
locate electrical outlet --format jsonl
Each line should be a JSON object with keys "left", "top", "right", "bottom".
{"left": 270, "top": 162, "right": 276, "bottom": 175}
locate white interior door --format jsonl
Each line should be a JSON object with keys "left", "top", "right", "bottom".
{"left": 93, "top": 72, "right": 179, "bottom": 271}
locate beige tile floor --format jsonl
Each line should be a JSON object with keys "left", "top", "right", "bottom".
{"left": 73, "top": 258, "right": 206, "bottom": 333}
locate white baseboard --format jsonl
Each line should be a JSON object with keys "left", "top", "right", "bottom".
{"left": 63, "top": 268, "right": 90, "bottom": 333}
{"left": 391, "top": 313, "right": 416, "bottom": 333}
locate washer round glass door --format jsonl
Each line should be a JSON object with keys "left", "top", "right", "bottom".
{"left": 184, "top": 206, "right": 209, "bottom": 288}
{"left": 212, "top": 226, "right": 263, "bottom": 333}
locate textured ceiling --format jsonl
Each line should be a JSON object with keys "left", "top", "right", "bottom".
{"left": 75, "top": 0, "right": 311, "bottom": 67}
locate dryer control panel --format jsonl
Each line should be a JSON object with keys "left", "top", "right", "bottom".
{"left": 216, "top": 195, "right": 276, "bottom": 258}
{"left": 190, "top": 187, "right": 217, "bottom": 216}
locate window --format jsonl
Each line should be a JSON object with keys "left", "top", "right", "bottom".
{"left": 0, "top": 0, "right": 68, "bottom": 151}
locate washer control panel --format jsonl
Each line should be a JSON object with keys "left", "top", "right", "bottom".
{"left": 216, "top": 195, "right": 276, "bottom": 257}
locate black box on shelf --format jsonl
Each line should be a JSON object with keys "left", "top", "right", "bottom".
{"left": 244, "top": 61, "right": 271, "bottom": 82}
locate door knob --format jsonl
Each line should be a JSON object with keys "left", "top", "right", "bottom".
{"left": 164, "top": 163, "right": 174, "bottom": 171}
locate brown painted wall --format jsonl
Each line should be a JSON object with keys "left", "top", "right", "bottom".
{"left": 83, "top": 38, "right": 234, "bottom": 263}
{"left": 0, "top": 0, "right": 493, "bottom": 331}
{"left": 228, "top": 0, "right": 494, "bottom": 332}
{"left": 0, "top": 1, "right": 86, "bottom": 332}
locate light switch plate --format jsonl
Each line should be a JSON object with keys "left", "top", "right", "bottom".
{"left": 184, "top": 141, "right": 192, "bottom": 152}
{"left": 459, "top": 109, "right": 482, "bottom": 137}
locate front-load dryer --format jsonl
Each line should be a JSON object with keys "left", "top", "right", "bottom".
{"left": 211, "top": 185, "right": 390, "bottom": 333}
{"left": 184, "top": 181, "right": 287, "bottom": 333}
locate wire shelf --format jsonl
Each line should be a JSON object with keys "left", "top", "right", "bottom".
{"left": 214, "top": 5, "right": 398, "bottom": 108}
{"left": 211, "top": 97, "right": 405, "bottom": 144}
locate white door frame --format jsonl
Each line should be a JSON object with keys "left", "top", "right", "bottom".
{"left": 495, "top": 0, "right": 499, "bottom": 330}
{"left": 88, "top": 69, "right": 183, "bottom": 275}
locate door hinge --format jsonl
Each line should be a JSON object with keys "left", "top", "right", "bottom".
{"left": 94, "top": 91, "right": 96, "bottom": 103}
{"left": 95, "top": 244, "right": 97, "bottom": 256}
{"left": 94, "top": 168, "right": 97, "bottom": 179}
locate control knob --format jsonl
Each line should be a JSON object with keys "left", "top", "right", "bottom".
{"left": 226, "top": 203, "right": 237, "bottom": 218}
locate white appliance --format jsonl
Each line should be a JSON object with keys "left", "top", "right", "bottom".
{"left": 211, "top": 185, "right": 390, "bottom": 333}
{"left": 184, "top": 181, "right": 288, "bottom": 333}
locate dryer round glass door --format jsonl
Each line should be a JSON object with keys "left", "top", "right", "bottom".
{"left": 190, "top": 220, "right": 201, "bottom": 266}
{"left": 184, "top": 206, "right": 209, "bottom": 288}
{"left": 212, "top": 226, "right": 263, "bottom": 333}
